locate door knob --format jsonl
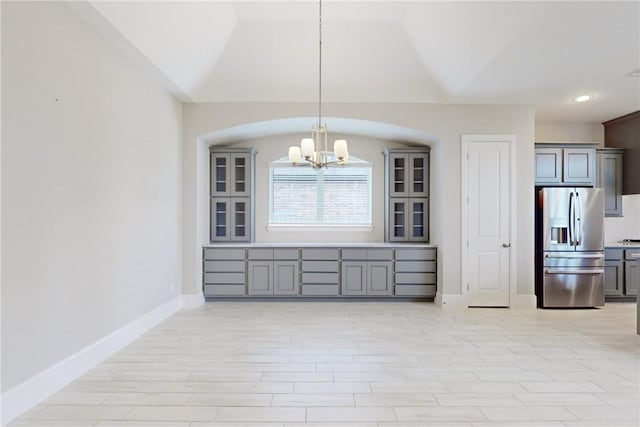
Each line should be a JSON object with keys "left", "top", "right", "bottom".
{"left": 502, "top": 243, "right": 511, "bottom": 248}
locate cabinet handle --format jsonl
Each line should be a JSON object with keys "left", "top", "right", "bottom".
{"left": 502, "top": 243, "right": 511, "bottom": 248}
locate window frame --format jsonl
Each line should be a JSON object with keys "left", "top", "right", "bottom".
{"left": 268, "top": 158, "right": 372, "bottom": 227}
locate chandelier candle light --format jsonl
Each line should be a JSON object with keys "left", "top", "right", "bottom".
{"left": 288, "top": 0, "right": 349, "bottom": 169}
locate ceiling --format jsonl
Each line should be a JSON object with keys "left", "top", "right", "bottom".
{"left": 69, "top": 1, "right": 640, "bottom": 123}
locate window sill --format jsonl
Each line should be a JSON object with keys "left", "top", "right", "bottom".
{"left": 266, "top": 224, "right": 374, "bottom": 232}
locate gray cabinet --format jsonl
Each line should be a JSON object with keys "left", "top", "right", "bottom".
{"left": 604, "top": 248, "right": 638, "bottom": 301}
{"left": 388, "top": 198, "right": 429, "bottom": 242}
{"left": 394, "top": 248, "right": 437, "bottom": 296}
{"left": 248, "top": 249, "right": 299, "bottom": 296}
{"left": 203, "top": 244, "right": 438, "bottom": 299}
{"left": 535, "top": 144, "right": 596, "bottom": 186}
{"left": 604, "top": 260, "right": 624, "bottom": 296}
{"left": 301, "top": 249, "right": 340, "bottom": 296}
{"left": 596, "top": 149, "right": 623, "bottom": 217}
{"left": 210, "top": 148, "right": 255, "bottom": 242}
{"left": 203, "top": 248, "right": 246, "bottom": 296}
{"left": 384, "top": 148, "right": 430, "bottom": 243}
{"left": 625, "top": 249, "right": 640, "bottom": 296}
{"left": 341, "top": 249, "right": 393, "bottom": 296}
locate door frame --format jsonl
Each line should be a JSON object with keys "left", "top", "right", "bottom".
{"left": 461, "top": 135, "right": 517, "bottom": 307}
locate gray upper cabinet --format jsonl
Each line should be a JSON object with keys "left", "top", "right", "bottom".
{"left": 210, "top": 147, "right": 255, "bottom": 242}
{"left": 596, "top": 148, "right": 623, "bottom": 217}
{"left": 384, "top": 148, "right": 430, "bottom": 243}
{"left": 535, "top": 144, "right": 596, "bottom": 186}
{"left": 535, "top": 148, "right": 562, "bottom": 183}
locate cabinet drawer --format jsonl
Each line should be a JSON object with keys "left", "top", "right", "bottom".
{"left": 367, "top": 249, "right": 394, "bottom": 260}
{"left": 302, "top": 249, "right": 339, "bottom": 260}
{"left": 395, "top": 248, "right": 436, "bottom": 261}
{"left": 605, "top": 248, "right": 624, "bottom": 260}
{"left": 395, "top": 272, "right": 436, "bottom": 285}
{"left": 203, "top": 260, "right": 245, "bottom": 272}
{"left": 248, "top": 249, "right": 274, "bottom": 260}
{"left": 341, "top": 249, "right": 367, "bottom": 260}
{"left": 302, "top": 261, "right": 339, "bottom": 272}
{"left": 395, "top": 284, "right": 436, "bottom": 297}
{"left": 624, "top": 249, "right": 640, "bottom": 261}
{"left": 301, "top": 284, "right": 339, "bottom": 296}
{"left": 204, "top": 284, "right": 245, "bottom": 296}
{"left": 302, "top": 272, "right": 339, "bottom": 284}
{"left": 395, "top": 260, "right": 436, "bottom": 273}
{"left": 204, "top": 272, "right": 245, "bottom": 284}
{"left": 274, "top": 249, "right": 299, "bottom": 260}
{"left": 203, "top": 248, "right": 245, "bottom": 260}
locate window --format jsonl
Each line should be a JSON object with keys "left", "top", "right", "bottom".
{"left": 270, "top": 158, "right": 371, "bottom": 225}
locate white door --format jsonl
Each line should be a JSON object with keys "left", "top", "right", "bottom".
{"left": 462, "top": 135, "right": 512, "bottom": 307}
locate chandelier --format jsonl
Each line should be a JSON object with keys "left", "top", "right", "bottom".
{"left": 287, "top": 0, "right": 349, "bottom": 169}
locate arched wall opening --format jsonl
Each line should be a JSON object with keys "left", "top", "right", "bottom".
{"left": 195, "top": 117, "right": 442, "bottom": 243}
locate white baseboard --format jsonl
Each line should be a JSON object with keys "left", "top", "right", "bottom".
{"left": 181, "top": 293, "right": 205, "bottom": 309}
{"left": 1, "top": 296, "right": 181, "bottom": 426}
{"left": 435, "top": 293, "right": 469, "bottom": 309}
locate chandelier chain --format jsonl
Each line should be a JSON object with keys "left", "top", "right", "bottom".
{"left": 318, "top": 0, "right": 322, "bottom": 126}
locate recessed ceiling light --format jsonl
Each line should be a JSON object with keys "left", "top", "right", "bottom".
{"left": 572, "top": 94, "right": 592, "bottom": 103}
{"left": 626, "top": 68, "right": 640, "bottom": 77}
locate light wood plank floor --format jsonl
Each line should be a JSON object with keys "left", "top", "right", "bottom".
{"left": 10, "top": 301, "right": 640, "bottom": 427}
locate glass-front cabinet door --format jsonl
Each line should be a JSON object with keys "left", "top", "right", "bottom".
{"left": 231, "top": 153, "right": 250, "bottom": 197}
{"left": 230, "top": 198, "right": 250, "bottom": 241}
{"left": 210, "top": 198, "right": 230, "bottom": 241}
{"left": 409, "top": 198, "right": 428, "bottom": 242}
{"left": 389, "top": 154, "right": 409, "bottom": 197}
{"left": 211, "top": 153, "right": 230, "bottom": 197}
{"left": 389, "top": 198, "right": 408, "bottom": 242}
{"left": 409, "top": 153, "right": 429, "bottom": 197}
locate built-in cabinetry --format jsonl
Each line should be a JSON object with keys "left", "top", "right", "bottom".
{"left": 596, "top": 148, "right": 624, "bottom": 217}
{"left": 534, "top": 144, "right": 596, "bottom": 186}
{"left": 202, "top": 245, "right": 437, "bottom": 298}
{"left": 384, "top": 148, "right": 430, "bottom": 242}
{"left": 202, "top": 248, "right": 246, "bottom": 296}
{"left": 394, "top": 248, "right": 437, "bottom": 296}
{"left": 605, "top": 247, "right": 639, "bottom": 301}
{"left": 301, "top": 249, "right": 340, "bottom": 296}
{"left": 247, "top": 248, "right": 300, "bottom": 296}
{"left": 210, "top": 147, "right": 255, "bottom": 242}
{"left": 341, "top": 249, "right": 393, "bottom": 296}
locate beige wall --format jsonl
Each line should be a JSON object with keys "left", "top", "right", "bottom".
{"left": 183, "top": 103, "right": 536, "bottom": 305}
{"left": 1, "top": 2, "right": 182, "bottom": 391}
{"left": 535, "top": 121, "right": 604, "bottom": 143}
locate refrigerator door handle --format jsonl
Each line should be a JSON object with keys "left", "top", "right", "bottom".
{"left": 545, "top": 269, "right": 605, "bottom": 275}
{"left": 568, "top": 192, "right": 575, "bottom": 246}
{"left": 575, "top": 193, "right": 582, "bottom": 246}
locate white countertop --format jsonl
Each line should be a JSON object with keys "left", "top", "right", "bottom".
{"left": 203, "top": 242, "right": 437, "bottom": 248}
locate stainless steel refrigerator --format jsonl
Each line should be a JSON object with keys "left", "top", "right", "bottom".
{"left": 535, "top": 187, "right": 605, "bottom": 308}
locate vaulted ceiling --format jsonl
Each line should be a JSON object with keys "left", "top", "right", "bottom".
{"left": 69, "top": 1, "right": 639, "bottom": 123}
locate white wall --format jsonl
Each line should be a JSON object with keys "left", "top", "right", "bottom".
{"left": 2, "top": 0, "right": 182, "bottom": 395}
{"left": 535, "top": 121, "right": 604, "bottom": 143}
{"left": 183, "top": 103, "right": 536, "bottom": 306}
